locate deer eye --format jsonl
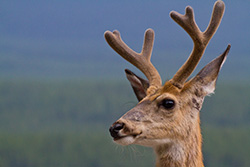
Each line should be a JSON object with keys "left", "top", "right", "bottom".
{"left": 161, "top": 99, "right": 175, "bottom": 110}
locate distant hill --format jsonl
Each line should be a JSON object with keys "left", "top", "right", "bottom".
{"left": 0, "top": 0, "right": 249, "bottom": 80}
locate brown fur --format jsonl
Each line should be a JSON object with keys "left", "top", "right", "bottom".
{"left": 106, "top": 1, "right": 230, "bottom": 166}
{"left": 109, "top": 47, "right": 230, "bottom": 166}
{"left": 114, "top": 81, "right": 207, "bottom": 167}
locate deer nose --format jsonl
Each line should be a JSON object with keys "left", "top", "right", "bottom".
{"left": 109, "top": 122, "right": 124, "bottom": 139}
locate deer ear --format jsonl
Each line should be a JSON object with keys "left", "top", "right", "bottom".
{"left": 188, "top": 45, "right": 230, "bottom": 96}
{"left": 125, "top": 69, "right": 150, "bottom": 101}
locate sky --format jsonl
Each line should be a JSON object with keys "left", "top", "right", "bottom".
{"left": 0, "top": 0, "right": 249, "bottom": 80}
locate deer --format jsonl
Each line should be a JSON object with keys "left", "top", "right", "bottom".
{"left": 104, "top": 1, "right": 230, "bottom": 167}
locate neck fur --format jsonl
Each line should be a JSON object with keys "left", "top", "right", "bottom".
{"left": 154, "top": 118, "right": 204, "bottom": 167}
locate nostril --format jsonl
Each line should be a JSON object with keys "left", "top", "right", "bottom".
{"left": 113, "top": 123, "right": 124, "bottom": 132}
{"left": 109, "top": 123, "right": 124, "bottom": 138}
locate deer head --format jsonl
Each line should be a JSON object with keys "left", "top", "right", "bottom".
{"left": 105, "top": 1, "right": 230, "bottom": 166}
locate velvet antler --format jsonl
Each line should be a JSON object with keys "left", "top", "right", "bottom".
{"left": 169, "top": 1, "right": 225, "bottom": 88}
{"left": 104, "top": 29, "right": 162, "bottom": 91}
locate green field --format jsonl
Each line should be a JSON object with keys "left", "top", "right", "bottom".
{"left": 0, "top": 80, "right": 249, "bottom": 167}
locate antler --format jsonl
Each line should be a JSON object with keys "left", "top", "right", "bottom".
{"left": 104, "top": 28, "right": 162, "bottom": 91}
{"left": 169, "top": 0, "right": 225, "bottom": 88}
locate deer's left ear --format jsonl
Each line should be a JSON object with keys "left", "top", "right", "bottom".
{"left": 125, "top": 69, "right": 150, "bottom": 101}
{"left": 186, "top": 45, "right": 230, "bottom": 96}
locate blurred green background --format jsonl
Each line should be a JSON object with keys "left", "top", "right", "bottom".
{"left": 0, "top": 0, "right": 250, "bottom": 167}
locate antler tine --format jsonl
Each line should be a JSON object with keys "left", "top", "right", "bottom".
{"left": 169, "top": 0, "right": 225, "bottom": 88}
{"left": 204, "top": 1, "right": 225, "bottom": 42}
{"left": 104, "top": 28, "right": 162, "bottom": 90}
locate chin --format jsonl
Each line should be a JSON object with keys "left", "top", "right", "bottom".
{"left": 114, "top": 135, "right": 173, "bottom": 148}
{"left": 113, "top": 136, "right": 136, "bottom": 146}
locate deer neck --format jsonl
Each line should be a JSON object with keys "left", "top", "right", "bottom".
{"left": 154, "top": 117, "right": 204, "bottom": 167}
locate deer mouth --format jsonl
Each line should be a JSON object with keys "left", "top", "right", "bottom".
{"left": 112, "top": 130, "right": 142, "bottom": 142}
{"left": 109, "top": 122, "right": 142, "bottom": 145}
{"left": 113, "top": 134, "right": 141, "bottom": 146}
{"left": 113, "top": 133, "right": 139, "bottom": 141}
